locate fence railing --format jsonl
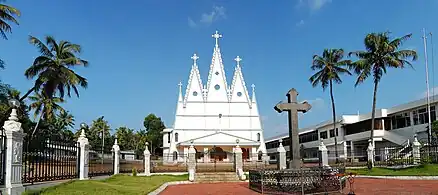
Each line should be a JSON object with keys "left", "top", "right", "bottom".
{"left": 88, "top": 149, "right": 114, "bottom": 177}
{"left": 22, "top": 139, "right": 79, "bottom": 184}
{"left": 0, "top": 128, "right": 6, "bottom": 185}
{"left": 120, "top": 159, "right": 144, "bottom": 173}
{"left": 249, "top": 166, "right": 346, "bottom": 194}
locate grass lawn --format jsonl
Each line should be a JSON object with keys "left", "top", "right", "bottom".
{"left": 23, "top": 174, "right": 188, "bottom": 195}
{"left": 347, "top": 164, "right": 438, "bottom": 176}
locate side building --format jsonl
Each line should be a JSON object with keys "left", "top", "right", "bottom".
{"left": 265, "top": 95, "right": 438, "bottom": 163}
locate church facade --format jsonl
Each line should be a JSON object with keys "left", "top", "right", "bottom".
{"left": 162, "top": 31, "right": 267, "bottom": 163}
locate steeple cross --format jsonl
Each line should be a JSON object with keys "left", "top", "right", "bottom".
{"left": 274, "top": 88, "right": 312, "bottom": 169}
{"left": 212, "top": 30, "right": 222, "bottom": 47}
{"left": 234, "top": 56, "right": 242, "bottom": 66}
{"left": 191, "top": 53, "right": 199, "bottom": 65}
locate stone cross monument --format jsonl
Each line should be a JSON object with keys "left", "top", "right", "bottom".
{"left": 274, "top": 88, "right": 311, "bottom": 169}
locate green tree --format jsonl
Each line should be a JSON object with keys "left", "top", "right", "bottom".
{"left": 28, "top": 92, "right": 65, "bottom": 139}
{"left": 134, "top": 130, "right": 148, "bottom": 156}
{"left": 349, "top": 32, "right": 417, "bottom": 144}
{"left": 143, "top": 114, "right": 165, "bottom": 155}
{"left": 85, "top": 116, "right": 111, "bottom": 151}
{"left": 115, "top": 126, "right": 135, "bottom": 150}
{"left": 0, "top": 0, "right": 21, "bottom": 69}
{"left": 20, "top": 35, "right": 89, "bottom": 101}
{"left": 0, "top": 0, "right": 20, "bottom": 40}
{"left": 309, "top": 48, "right": 351, "bottom": 163}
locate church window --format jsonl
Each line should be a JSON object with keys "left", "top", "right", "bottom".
{"left": 215, "top": 71, "right": 219, "bottom": 75}
{"left": 193, "top": 91, "right": 198, "bottom": 96}
{"left": 237, "top": 92, "right": 242, "bottom": 97}
{"left": 257, "top": 133, "right": 261, "bottom": 141}
{"left": 214, "top": 84, "right": 220, "bottom": 90}
{"left": 175, "top": 133, "right": 179, "bottom": 142}
{"left": 167, "top": 133, "right": 170, "bottom": 143}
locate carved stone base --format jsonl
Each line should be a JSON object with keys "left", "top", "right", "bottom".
{"left": 6, "top": 184, "right": 24, "bottom": 195}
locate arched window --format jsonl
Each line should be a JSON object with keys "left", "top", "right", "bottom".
{"left": 257, "top": 133, "right": 261, "bottom": 142}
{"left": 173, "top": 151, "right": 178, "bottom": 161}
{"left": 167, "top": 133, "right": 170, "bottom": 143}
{"left": 175, "top": 133, "right": 179, "bottom": 142}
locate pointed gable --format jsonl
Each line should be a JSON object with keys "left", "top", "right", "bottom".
{"left": 205, "top": 31, "right": 229, "bottom": 102}
{"left": 230, "top": 56, "right": 251, "bottom": 106}
{"left": 184, "top": 54, "right": 204, "bottom": 105}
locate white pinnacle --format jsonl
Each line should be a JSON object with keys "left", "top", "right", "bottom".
{"left": 234, "top": 56, "right": 242, "bottom": 66}
{"left": 212, "top": 30, "right": 223, "bottom": 47}
{"left": 191, "top": 53, "right": 199, "bottom": 65}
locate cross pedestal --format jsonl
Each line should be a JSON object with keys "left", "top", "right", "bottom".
{"left": 274, "top": 88, "right": 311, "bottom": 169}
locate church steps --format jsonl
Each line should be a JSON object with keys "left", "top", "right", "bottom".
{"left": 195, "top": 172, "right": 240, "bottom": 182}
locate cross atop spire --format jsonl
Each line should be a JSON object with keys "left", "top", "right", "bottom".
{"left": 191, "top": 53, "right": 199, "bottom": 65}
{"left": 234, "top": 56, "right": 242, "bottom": 66}
{"left": 251, "top": 84, "right": 255, "bottom": 91}
{"left": 212, "top": 30, "right": 222, "bottom": 48}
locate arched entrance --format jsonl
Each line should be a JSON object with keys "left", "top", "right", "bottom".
{"left": 242, "top": 148, "right": 250, "bottom": 160}
{"left": 210, "top": 146, "right": 227, "bottom": 161}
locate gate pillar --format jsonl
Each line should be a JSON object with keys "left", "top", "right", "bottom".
{"left": 233, "top": 139, "right": 245, "bottom": 180}
{"left": 3, "top": 103, "right": 25, "bottom": 195}
{"left": 187, "top": 141, "right": 196, "bottom": 182}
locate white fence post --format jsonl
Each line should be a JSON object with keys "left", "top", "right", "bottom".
{"left": 112, "top": 138, "right": 120, "bottom": 175}
{"left": 412, "top": 134, "right": 421, "bottom": 165}
{"left": 77, "top": 123, "right": 90, "bottom": 180}
{"left": 187, "top": 141, "right": 196, "bottom": 182}
{"left": 3, "top": 103, "right": 25, "bottom": 195}
{"left": 144, "top": 142, "right": 151, "bottom": 176}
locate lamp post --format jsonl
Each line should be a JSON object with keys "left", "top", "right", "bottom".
{"left": 100, "top": 116, "right": 105, "bottom": 164}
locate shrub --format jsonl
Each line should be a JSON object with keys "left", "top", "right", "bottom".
{"left": 132, "top": 167, "right": 137, "bottom": 176}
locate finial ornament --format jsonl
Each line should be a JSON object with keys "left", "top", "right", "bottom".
{"left": 234, "top": 56, "right": 242, "bottom": 66}
{"left": 191, "top": 53, "right": 199, "bottom": 65}
{"left": 212, "top": 30, "right": 222, "bottom": 47}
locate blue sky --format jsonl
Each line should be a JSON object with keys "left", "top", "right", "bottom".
{"left": 1, "top": 0, "right": 438, "bottom": 138}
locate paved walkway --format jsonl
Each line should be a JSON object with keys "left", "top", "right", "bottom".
{"left": 160, "top": 178, "right": 438, "bottom": 195}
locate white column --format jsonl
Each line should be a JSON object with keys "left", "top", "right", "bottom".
{"left": 188, "top": 142, "right": 196, "bottom": 182}
{"left": 277, "top": 139, "right": 287, "bottom": 170}
{"left": 350, "top": 141, "right": 355, "bottom": 162}
{"left": 251, "top": 147, "right": 257, "bottom": 162}
{"left": 144, "top": 142, "right": 151, "bottom": 176}
{"left": 343, "top": 141, "right": 348, "bottom": 161}
{"left": 112, "top": 138, "right": 120, "bottom": 175}
{"left": 77, "top": 124, "right": 90, "bottom": 180}
{"left": 183, "top": 147, "right": 189, "bottom": 163}
{"left": 319, "top": 139, "right": 328, "bottom": 167}
{"left": 412, "top": 134, "right": 421, "bottom": 165}
{"left": 3, "top": 107, "right": 25, "bottom": 195}
{"left": 203, "top": 148, "right": 209, "bottom": 163}
{"left": 367, "top": 139, "right": 374, "bottom": 168}
{"left": 234, "top": 140, "right": 245, "bottom": 180}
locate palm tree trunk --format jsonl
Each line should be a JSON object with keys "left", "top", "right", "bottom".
{"left": 30, "top": 111, "right": 44, "bottom": 139}
{"left": 370, "top": 81, "right": 379, "bottom": 145}
{"left": 329, "top": 80, "right": 339, "bottom": 164}
{"left": 19, "top": 86, "right": 36, "bottom": 101}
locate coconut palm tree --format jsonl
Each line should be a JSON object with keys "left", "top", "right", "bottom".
{"left": 55, "top": 110, "right": 75, "bottom": 130}
{"left": 349, "top": 32, "right": 417, "bottom": 145}
{"left": 309, "top": 48, "right": 352, "bottom": 163}
{"left": 28, "top": 91, "right": 65, "bottom": 138}
{"left": 20, "top": 35, "right": 89, "bottom": 101}
{"left": 0, "top": 1, "right": 20, "bottom": 40}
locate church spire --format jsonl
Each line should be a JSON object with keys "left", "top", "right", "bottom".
{"left": 183, "top": 53, "right": 204, "bottom": 106}
{"left": 251, "top": 84, "right": 257, "bottom": 103}
{"left": 178, "top": 81, "right": 183, "bottom": 102}
{"left": 230, "top": 56, "right": 251, "bottom": 106}
{"left": 205, "top": 30, "right": 228, "bottom": 102}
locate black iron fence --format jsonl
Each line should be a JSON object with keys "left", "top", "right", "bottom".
{"left": 151, "top": 153, "right": 187, "bottom": 173}
{"left": 120, "top": 159, "right": 144, "bottom": 173}
{"left": 249, "top": 166, "right": 346, "bottom": 195}
{"left": 22, "top": 139, "right": 79, "bottom": 184}
{"left": 196, "top": 151, "right": 235, "bottom": 172}
{"left": 374, "top": 146, "right": 414, "bottom": 167}
{"left": 88, "top": 149, "right": 114, "bottom": 177}
{"left": 0, "top": 128, "right": 6, "bottom": 185}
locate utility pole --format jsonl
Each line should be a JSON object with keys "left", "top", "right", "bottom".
{"left": 100, "top": 116, "right": 105, "bottom": 164}
{"left": 423, "top": 28, "right": 432, "bottom": 146}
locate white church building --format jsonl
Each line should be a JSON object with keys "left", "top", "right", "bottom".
{"left": 162, "top": 31, "right": 267, "bottom": 163}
